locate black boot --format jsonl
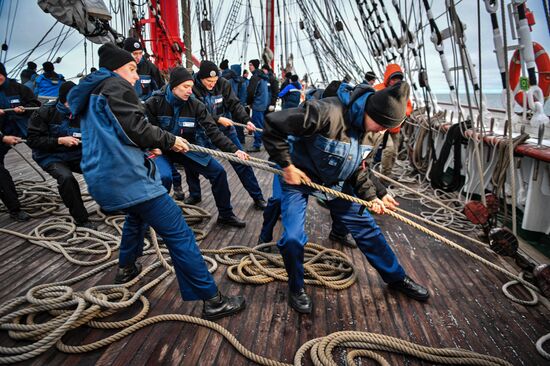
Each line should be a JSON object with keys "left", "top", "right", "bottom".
{"left": 9, "top": 210, "right": 30, "bottom": 222}
{"left": 202, "top": 291, "right": 246, "bottom": 320}
{"left": 329, "top": 230, "right": 357, "bottom": 248}
{"left": 76, "top": 220, "right": 99, "bottom": 230}
{"left": 288, "top": 288, "right": 313, "bottom": 313}
{"left": 253, "top": 198, "right": 267, "bottom": 210}
{"left": 173, "top": 186, "right": 186, "bottom": 201}
{"left": 217, "top": 214, "right": 246, "bottom": 228}
{"left": 114, "top": 262, "right": 142, "bottom": 284}
{"left": 184, "top": 196, "right": 202, "bottom": 205}
{"left": 388, "top": 275, "right": 430, "bottom": 301}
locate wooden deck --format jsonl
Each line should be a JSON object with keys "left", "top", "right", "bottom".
{"left": 1, "top": 144, "right": 549, "bottom": 365}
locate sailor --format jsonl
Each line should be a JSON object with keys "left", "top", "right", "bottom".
{"left": 258, "top": 78, "right": 357, "bottom": 249}
{"left": 123, "top": 37, "right": 164, "bottom": 101}
{"left": 67, "top": 44, "right": 245, "bottom": 320}
{"left": 363, "top": 71, "right": 377, "bottom": 86}
{"left": 245, "top": 59, "right": 269, "bottom": 152}
{"left": 219, "top": 59, "right": 231, "bottom": 79}
{"left": 20, "top": 61, "right": 38, "bottom": 86}
{"left": 222, "top": 64, "right": 248, "bottom": 143}
{"left": 33, "top": 62, "right": 65, "bottom": 99}
{"left": 374, "top": 64, "right": 413, "bottom": 178}
{"left": 263, "top": 81, "right": 430, "bottom": 313}
{"left": 186, "top": 61, "right": 266, "bottom": 210}
{"left": 145, "top": 66, "right": 249, "bottom": 227}
{"left": 262, "top": 64, "right": 279, "bottom": 114}
{"left": 280, "top": 72, "right": 292, "bottom": 91}
{"left": 278, "top": 74, "right": 302, "bottom": 109}
{"left": 0, "top": 62, "right": 41, "bottom": 222}
{"left": 27, "top": 81, "right": 96, "bottom": 229}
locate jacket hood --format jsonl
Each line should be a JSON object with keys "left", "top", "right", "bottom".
{"left": 379, "top": 63, "right": 404, "bottom": 88}
{"left": 336, "top": 83, "right": 374, "bottom": 131}
{"left": 68, "top": 67, "right": 118, "bottom": 116}
{"left": 230, "top": 64, "right": 242, "bottom": 76}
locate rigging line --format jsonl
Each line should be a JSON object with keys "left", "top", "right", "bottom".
{"left": 3, "top": 28, "right": 73, "bottom": 64}
{"left": 2, "top": 0, "right": 12, "bottom": 44}
{"left": 9, "top": 21, "right": 59, "bottom": 77}
{"left": 48, "top": 25, "right": 66, "bottom": 60}
{"left": 246, "top": 0, "right": 262, "bottom": 58}
{"left": 5, "top": 0, "right": 18, "bottom": 62}
{"left": 50, "top": 25, "right": 73, "bottom": 62}
{"left": 283, "top": 0, "right": 311, "bottom": 78}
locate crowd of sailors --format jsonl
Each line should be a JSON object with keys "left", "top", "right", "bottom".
{"left": 0, "top": 39, "right": 429, "bottom": 319}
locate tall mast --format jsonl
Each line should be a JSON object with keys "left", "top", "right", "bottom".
{"left": 265, "top": 0, "right": 275, "bottom": 71}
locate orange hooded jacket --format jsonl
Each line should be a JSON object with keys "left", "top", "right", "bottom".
{"left": 373, "top": 63, "right": 412, "bottom": 134}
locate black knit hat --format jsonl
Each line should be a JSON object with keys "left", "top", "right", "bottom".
{"left": 291, "top": 75, "right": 299, "bottom": 82}
{"left": 43, "top": 62, "right": 54, "bottom": 73}
{"left": 58, "top": 81, "right": 76, "bottom": 103}
{"left": 261, "top": 64, "right": 271, "bottom": 72}
{"left": 219, "top": 59, "right": 229, "bottom": 70}
{"left": 0, "top": 62, "right": 6, "bottom": 77}
{"left": 197, "top": 60, "right": 219, "bottom": 79}
{"left": 249, "top": 59, "right": 260, "bottom": 70}
{"left": 365, "top": 81, "right": 410, "bottom": 129}
{"left": 285, "top": 72, "right": 292, "bottom": 79}
{"left": 364, "top": 71, "right": 376, "bottom": 82}
{"left": 169, "top": 67, "right": 193, "bottom": 89}
{"left": 98, "top": 43, "right": 135, "bottom": 71}
{"left": 27, "top": 61, "right": 37, "bottom": 70}
{"left": 388, "top": 71, "right": 404, "bottom": 81}
{"left": 123, "top": 37, "right": 143, "bottom": 52}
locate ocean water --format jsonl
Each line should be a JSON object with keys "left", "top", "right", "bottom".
{"left": 435, "top": 93, "right": 550, "bottom": 114}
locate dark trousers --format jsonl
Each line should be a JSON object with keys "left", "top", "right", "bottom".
{"left": 0, "top": 146, "right": 20, "bottom": 212}
{"left": 186, "top": 126, "right": 263, "bottom": 201}
{"left": 235, "top": 125, "right": 245, "bottom": 143}
{"left": 43, "top": 160, "right": 89, "bottom": 223}
{"left": 120, "top": 193, "right": 218, "bottom": 301}
{"left": 251, "top": 110, "right": 265, "bottom": 148}
{"left": 156, "top": 154, "right": 235, "bottom": 218}
{"left": 171, "top": 162, "right": 183, "bottom": 189}
{"left": 278, "top": 185, "right": 405, "bottom": 293}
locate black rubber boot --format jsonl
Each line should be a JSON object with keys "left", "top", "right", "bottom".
{"left": 288, "top": 288, "right": 313, "bottom": 314}
{"left": 217, "top": 215, "right": 246, "bottom": 228}
{"left": 202, "top": 291, "right": 246, "bottom": 320}
{"left": 9, "top": 210, "right": 30, "bottom": 222}
{"left": 114, "top": 262, "right": 142, "bottom": 284}
{"left": 184, "top": 196, "right": 202, "bottom": 205}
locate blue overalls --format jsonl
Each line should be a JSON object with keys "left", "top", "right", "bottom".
{"left": 278, "top": 130, "right": 406, "bottom": 293}
{"left": 186, "top": 89, "right": 263, "bottom": 202}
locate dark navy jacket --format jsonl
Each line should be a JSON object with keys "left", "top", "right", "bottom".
{"left": 33, "top": 72, "right": 65, "bottom": 98}
{"left": 0, "top": 78, "right": 40, "bottom": 142}
{"left": 192, "top": 74, "right": 251, "bottom": 125}
{"left": 278, "top": 81, "right": 302, "bottom": 109}
{"left": 246, "top": 70, "right": 269, "bottom": 112}
{"left": 27, "top": 101, "right": 82, "bottom": 168}
{"left": 135, "top": 58, "right": 164, "bottom": 101}
{"left": 145, "top": 86, "right": 238, "bottom": 166}
{"left": 263, "top": 83, "right": 387, "bottom": 200}
{"left": 67, "top": 68, "right": 176, "bottom": 211}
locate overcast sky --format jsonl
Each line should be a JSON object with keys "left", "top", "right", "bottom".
{"left": 0, "top": 0, "right": 548, "bottom": 94}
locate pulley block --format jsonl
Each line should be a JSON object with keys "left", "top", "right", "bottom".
{"left": 463, "top": 201, "right": 490, "bottom": 225}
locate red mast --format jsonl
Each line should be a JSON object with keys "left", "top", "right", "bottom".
{"left": 265, "top": 0, "right": 275, "bottom": 71}
{"left": 135, "top": 0, "right": 199, "bottom": 72}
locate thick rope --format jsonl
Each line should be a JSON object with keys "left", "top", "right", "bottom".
{"left": 186, "top": 143, "right": 542, "bottom": 294}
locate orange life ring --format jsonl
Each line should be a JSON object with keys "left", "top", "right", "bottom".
{"left": 509, "top": 41, "right": 550, "bottom": 106}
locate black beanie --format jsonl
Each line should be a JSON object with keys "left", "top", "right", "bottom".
{"left": 197, "top": 60, "right": 219, "bottom": 79}
{"left": 0, "top": 62, "right": 6, "bottom": 77}
{"left": 27, "top": 61, "right": 37, "bottom": 70}
{"left": 261, "top": 64, "right": 271, "bottom": 72}
{"left": 285, "top": 72, "right": 292, "bottom": 79}
{"left": 43, "top": 62, "right": 54, "bottom": 73}
{"left": 365, "top": 71, "right": 376, "bottom": 81}
{"left": 58, "top": 81, "right": 76, "bottom": 103}
{"left": 169, "top": 67, "right": 193, "bottom": 89}
{"left": 365, "top": 81, "right": 410, "bottom": 129}
{"left": 219, "top": 59, "right": 229, "bottom": 70}
{"left": 123, "top": 37, "right": 143, "bottom": 52}
{"left": 249, "top": 59, "right": 260, "bottom": 70}
{"left": 291, "top": 75, "right": 299, "bottom": 82}
{"left": 98, "top": 43, "right": 135, "bottom": 71}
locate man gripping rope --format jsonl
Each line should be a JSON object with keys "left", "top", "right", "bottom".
{"left": 263, "top": 81, "right": 430, "bottom": 314}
